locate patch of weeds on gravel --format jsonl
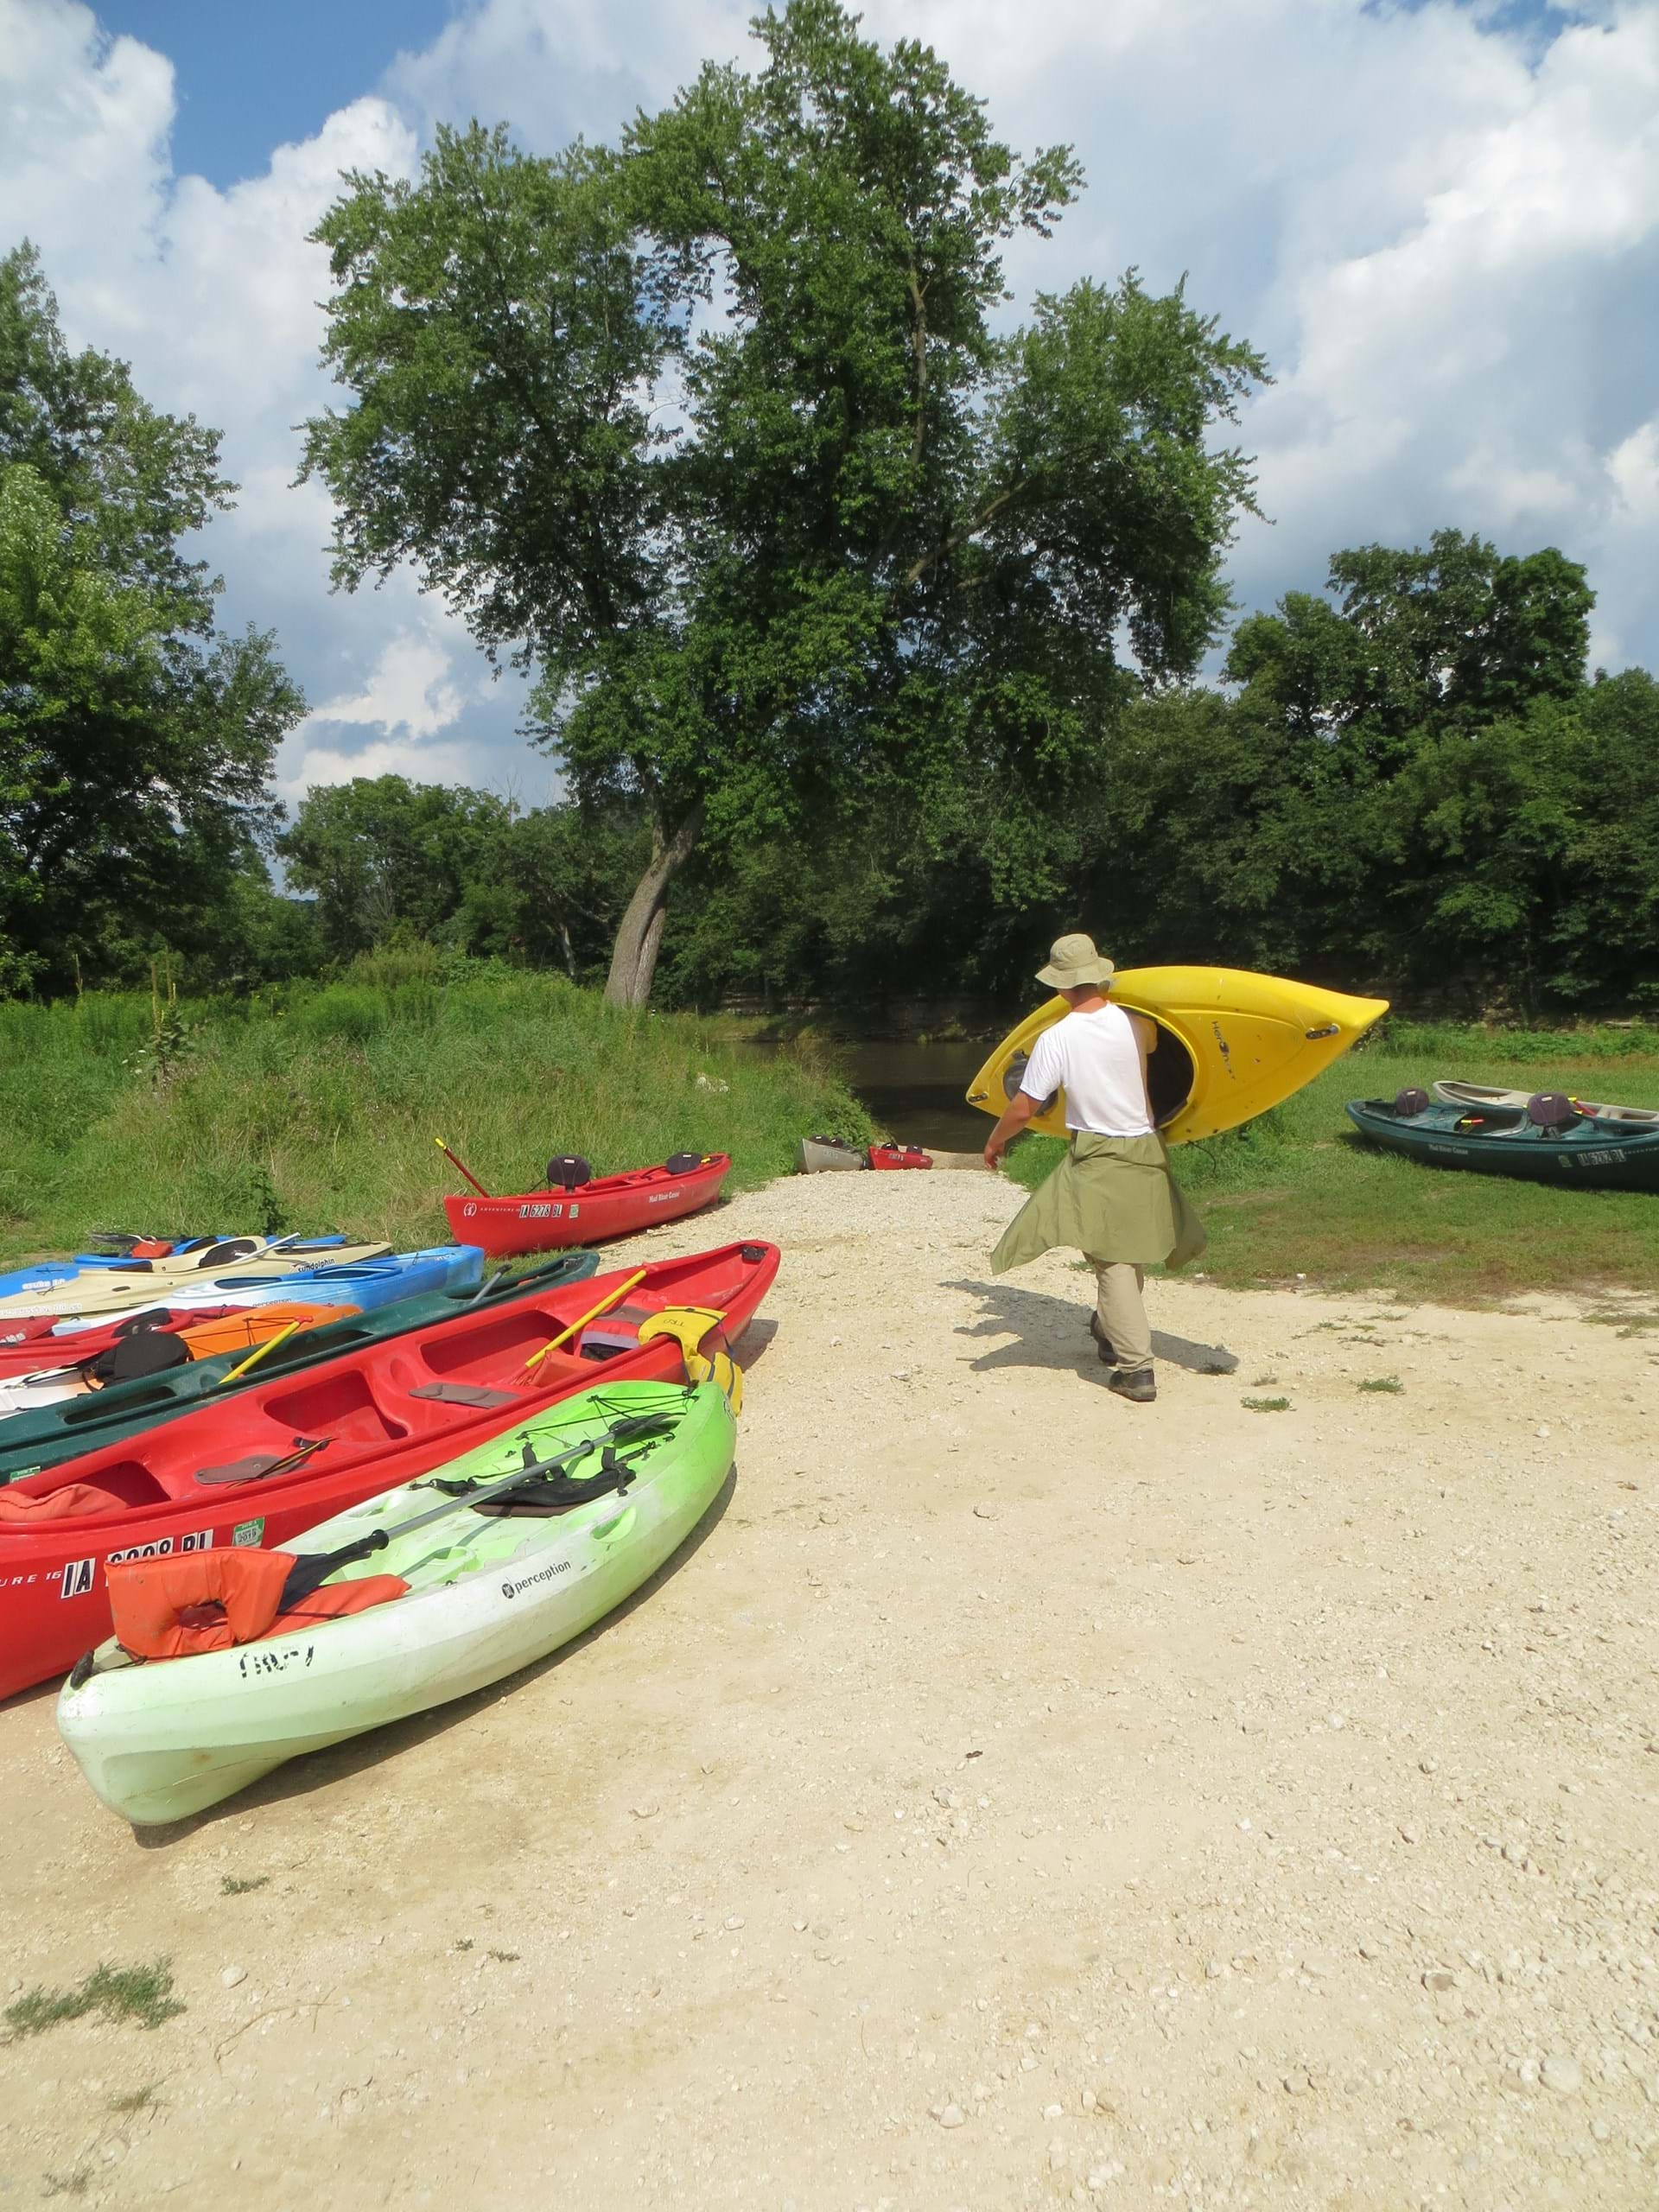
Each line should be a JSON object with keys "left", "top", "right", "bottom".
{"left": 1585, "top": 1310, "right": 1659, "bottom": 1337}
{"left": 487, "top": 1948, "right": 520, "bottom": 1963}
{"left": 1358, "top": 1375, "right": 1404, "bottom": 1393}
{"left": 453, "top": 1938, "right": 474, "bottom": 1953}
{"left": 41, "top": 2170, "right": 92, "bottom": 2199}
{"left": 1249, "top": 1371, "right": 1280, "bottom": 1386}
{"left": 3, "top": 1960, "right": 183, "bottom": 2039}
{"left": 220, "top": 1874, "right": 270, "bottom": 1896}
{"left": 1242, "top": 1395, "right": 1292, "bottom": 1413}
{"left": 106, "top": 2083, "right": 160, "bottom": 2115}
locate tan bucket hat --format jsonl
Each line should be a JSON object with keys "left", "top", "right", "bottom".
{"left": 1036, "top": 931, "right": 1116, "bottom": 989}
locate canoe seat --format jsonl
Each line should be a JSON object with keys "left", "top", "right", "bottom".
{"left": 407, "top": 1381, "right": 522, "bottom": 1408}
{"left": 1527, "top": 1091, "right": 1578, "bottom": 1130}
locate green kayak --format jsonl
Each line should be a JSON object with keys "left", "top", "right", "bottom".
{"left": 0, "top": 1251, "right": 598, "bottom": 1484}
{"left": 1346, "top": 1092, "right": 1659, "bottom": 1192}
{"left": 59, "top": 1376, "right": 736, "bottom": 1824}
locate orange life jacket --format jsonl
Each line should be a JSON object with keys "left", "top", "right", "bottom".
{"left": 107, "top": 1547, "right": 407, "bottom": 1660}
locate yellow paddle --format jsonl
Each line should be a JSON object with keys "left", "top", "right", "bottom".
{"left": 218, "top": 1317, "right": 304, "bottom": 1388}
{"left": 518, "top": 1270, "right": 647, "bottom": 1377}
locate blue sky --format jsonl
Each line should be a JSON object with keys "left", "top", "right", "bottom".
{"left": 2, "top": 0, "right": 1655, "bottom": 817}
{"left": 92, "top": 1, "right": 455, "bottom": 187}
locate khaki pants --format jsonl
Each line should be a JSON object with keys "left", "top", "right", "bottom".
{"left": 1092, "top": 1261, "right": 1153, "bottom": 1372}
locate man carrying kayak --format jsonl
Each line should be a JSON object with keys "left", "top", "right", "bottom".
{"left": 982, "top": 933, "right": 1205, "bottom": 1405}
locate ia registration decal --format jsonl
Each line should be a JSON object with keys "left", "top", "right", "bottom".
{"left": 58, "top": 1528, "right": 213, "bottom": 1600}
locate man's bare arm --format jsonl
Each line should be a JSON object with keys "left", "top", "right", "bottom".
{"left": 984, "top": 1090, "right": 1038, "bottom": 1168}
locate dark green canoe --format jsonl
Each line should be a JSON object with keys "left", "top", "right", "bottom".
{"left": 1346, "top": 1095, "right": 1659, "bottom": 1192}
{"left": 0, "top": 1250, "right": 599, "bottom": 1484}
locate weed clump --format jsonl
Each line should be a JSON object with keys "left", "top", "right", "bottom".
{"left": 3, "top": 1960, "right": 184, "bottom": 2039}
{"left": 106, "top": 2083, "right": 160, "bottom": 2114}
{"left": 1242, "top": 1395, "right": 1292, "bottom": 1413}
{"left": 1358, "top": 1375, "right": 1404, "bottom": 1393}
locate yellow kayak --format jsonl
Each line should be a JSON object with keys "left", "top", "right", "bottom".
{"left": 965, "top": 966, "right": 1389, "bottom": 1144}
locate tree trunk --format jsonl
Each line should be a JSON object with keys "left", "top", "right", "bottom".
{"left": 602, "top": 800, "right": 705, "bottom": 1007}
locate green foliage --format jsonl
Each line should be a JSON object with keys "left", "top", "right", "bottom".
{"left": 0, "top": 960, "right": 872, "bottom": 1262}
{"left": 280, "top": 776, "right": 516, "bottom": 959}
{"left": 1241, "top": 1395, "right": 1292, "bottom": 1412}
{"left": 302, "top": 1, "right": 1266, "bottom": 1001}
{"left": 0, "top": 247, "right": 303, "bottom": 996}
{"left": 659, "top": 530, "right": 1651, "bottom": 1017}
{"left": 1357, "top": 1376, "right": 1404, "bottom": 1393}
{"left": 220, "top": 1875, "right": 270, "bottom": 1896}
{"left": 3, "top": 1959, "right": 184, "bottom": 2038}
{"left": 277, "top": 773, "right": 650, "bottom": 983}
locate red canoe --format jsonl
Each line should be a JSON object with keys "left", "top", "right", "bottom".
{"left": 442, "top": 1153, "right": 731, "bottom": 1255}
{"left": 868, "top": 1145, "right": 931, "bottom": 1171}
{"left": 0, "top": 1239, "right": 777, "bottom": 1701}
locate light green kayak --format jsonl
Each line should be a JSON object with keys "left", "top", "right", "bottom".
{"left": 57, "top": 1377, "right": 736, "bottom": 1825}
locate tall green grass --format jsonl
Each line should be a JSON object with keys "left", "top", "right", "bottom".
{"left": 1006, "top": 1018, "right": 1659, "bottom": 1301}
{"left": 0, "top": 958, "right": 871, "bottom": 1262}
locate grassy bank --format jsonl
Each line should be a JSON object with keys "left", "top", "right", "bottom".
{"left": 0, "top": 957, "right": 872, "bottom": 1263}
{"left": 1006, "top": 1019, "right": 1659, "bottom": 1302}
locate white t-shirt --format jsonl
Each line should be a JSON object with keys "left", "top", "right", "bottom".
{"left": 1020, "top": 1002, "right": 1154, "bottom": 1137}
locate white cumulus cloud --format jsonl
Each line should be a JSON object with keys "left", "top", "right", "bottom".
{"left": 1, "top": 0, "right": 1654, "bottom": 811}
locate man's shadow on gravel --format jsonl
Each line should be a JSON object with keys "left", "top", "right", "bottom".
{"left": 945, "top": 1278, "right": 1238, "bottom": 1377}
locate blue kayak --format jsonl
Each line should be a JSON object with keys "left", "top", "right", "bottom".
{"left": 0, "top": 1232, "right": 355, "bottom": 1302}
{"left": 0, "top": 1237, "right": 224, "bottom": 1300}
{"left": 126, "top": 1243, "right": 489, "bottom": 1315}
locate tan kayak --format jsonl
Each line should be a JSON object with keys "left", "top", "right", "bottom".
{"left": 1433, "top": 1079, "right": 1659, "bottom": 1128}
{"left": 0, "top": 1237, "right": 392, "bottom": 1322}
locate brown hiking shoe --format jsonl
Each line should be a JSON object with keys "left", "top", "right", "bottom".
{"left": 1107, "top": 1366, "right": 1156, "bottom": 1404}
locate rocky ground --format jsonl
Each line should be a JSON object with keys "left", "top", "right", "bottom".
{"left": 0, "top": 1168, "right": 1656, "bottom": 2209}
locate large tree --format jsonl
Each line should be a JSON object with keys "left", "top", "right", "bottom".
{"left": 279, "top": 773, "right": 516, "bottom": 959}
{"left": 0, "top": 245, "right": 302, "bottom": 995}
{"left": 1224, "top": 528, "right": 1594, "bottom": 747}
{"left": 302, "top": 0, "right": 1267, "bottom": 1004}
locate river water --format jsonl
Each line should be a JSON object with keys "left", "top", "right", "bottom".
{"left": 731, "top": 1037, "right": 993, "bottom": 1153}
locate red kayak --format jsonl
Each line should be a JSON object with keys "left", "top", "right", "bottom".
{"left": 868, "top": 1144, "right": 932, "bottom": 1171}
{"left": 0, "top": 1239, "right": 777, "bottom": 1701}
{"left": 442, "top": 1153, "right": 730, "bottom": 1255}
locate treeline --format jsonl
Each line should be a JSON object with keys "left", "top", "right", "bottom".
{"left": 265, "top": 529, "right": 1657, "bottom": 1019}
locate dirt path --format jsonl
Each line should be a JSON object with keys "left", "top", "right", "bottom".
{"left": 2, "top": 1171, "right": 1656, "bottom": 2208}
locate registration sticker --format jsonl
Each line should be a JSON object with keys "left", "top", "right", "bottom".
{"left": 232, "top": 1517, "right": 265, "bottom": 1547}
